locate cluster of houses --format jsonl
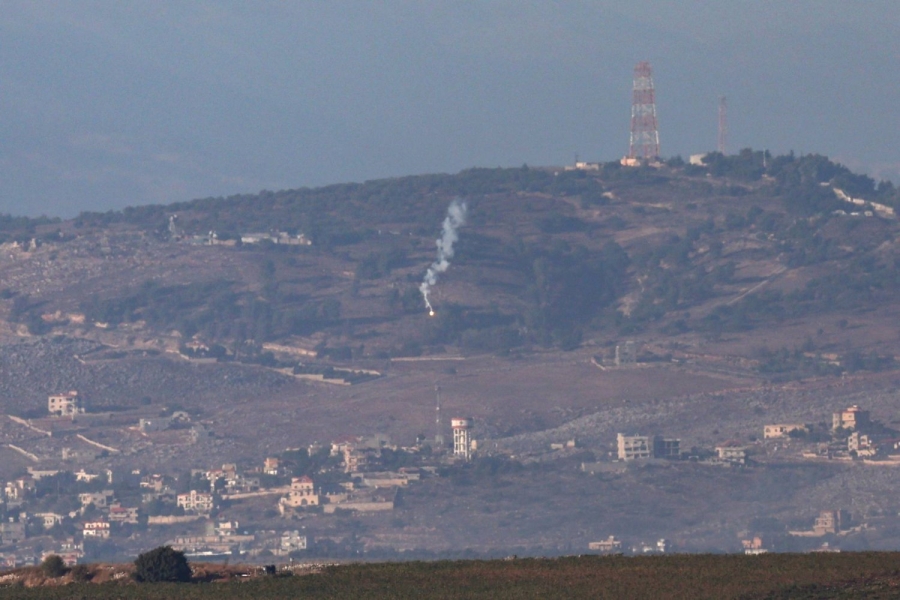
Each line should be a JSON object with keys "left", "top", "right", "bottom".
{"left": 583, "top": 405, "right": 900, "bottom": 554}
{"left": 580, "top": 433, "right": 750, "bottom": 467}
{"left": 601, "top": 405, "right": 899, "bottom": 470}
{"left": 764, "top": 405, "right": 900, "bottom": 462}
{"left": 588, "top": 535, "right": 669, "bottom": 555}
{"left": 0, "top": 394, "right": 476, "bottom": 567}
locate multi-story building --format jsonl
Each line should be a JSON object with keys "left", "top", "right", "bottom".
{"left": 616, "top": 434, "right": 680, "bottom": 461}
{"left": 82, "top": 521, "right": 110, "bottom": 539}
{"left": 264, "top": 457, "right": 281, "bottom": 476}
{"left": 78, "top": 491, "right": 114, "bottom": 509}
{"left": 176, "top": 490, "right": 214, "bottom": 513}
{"left": 715, "top": 444, "right": 748, "bottom": 464}
{"left": 107, "top": 505, "right": 140, "bottom": 525}
{"left": 617, "top": 434, "right": 653, "bottom": 461}
{"left": 4, "top": 477, "right": 35, "bottom": 501}
{"left": 653, "top": 437, "right": 681, "bottom": 459}
{"left": 814, "top": 510, "right": 848, "bottom": 535}
{"left": 48, "top": 391, "right": 84, "bottom": 416}
{"left": 281, "top": 476, "right": 319, "bottom": 509}
{"left": 452, "top": 418, "right": 473, "bottom": 461}
{"left": 848, "top": 431, "right": 877, "bottom": 457}
{"left": 0, "top": 521, "right": 25, "bottom": 545}
{"left": 833, "top": 405, "right": 871, "bottom": 431}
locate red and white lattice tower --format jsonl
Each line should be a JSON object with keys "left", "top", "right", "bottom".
{"left": 717, "top": 96, "right": 728, "bottom": 155}
{"left": 628, "top": 61, "right": 660, "bottom": 160}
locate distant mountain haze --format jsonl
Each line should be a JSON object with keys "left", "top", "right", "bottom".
{"left": 1, "top": 1, "right": 897, "bottom": 216}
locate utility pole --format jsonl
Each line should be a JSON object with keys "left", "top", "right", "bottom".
{"left": 717, "top": 96, "right": 728, "bottom": 155}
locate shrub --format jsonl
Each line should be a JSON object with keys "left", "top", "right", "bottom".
{"left": 69, "top": 564, "right": 92, "bottom": 582}
{"left": 133, "top": 545, "right": 192, "bottom": 583}
{"left": 41, "top": 554, "right": 67, "bottom": 578}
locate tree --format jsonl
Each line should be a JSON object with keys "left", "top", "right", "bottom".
{"left": 41, "top": 554, "right": 67, "bottom": 578}
{"left": 133, "top": 546, "right": 191, "bottom": 583}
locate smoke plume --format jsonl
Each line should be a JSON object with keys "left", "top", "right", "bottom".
{"left": 420, "top": 198, "right": 467, "bottom": 315}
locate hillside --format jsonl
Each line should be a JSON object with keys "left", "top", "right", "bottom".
{"left": 5, "top": 152, "right": 900, "bottom": 558}
{"left": 3, "top": 150, "right": 900, "bottom": 371}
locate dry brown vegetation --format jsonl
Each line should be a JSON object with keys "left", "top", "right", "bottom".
{"left": 4, "top": 554, "right": 900, "bottom": 599}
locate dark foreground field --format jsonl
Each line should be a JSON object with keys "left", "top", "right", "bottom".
{"left": 7, "top": 553, "right": 900, "bottom": 599}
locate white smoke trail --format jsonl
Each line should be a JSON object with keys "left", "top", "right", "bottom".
{"left": 420, "top": 198, "right": 468, "bottom": 315}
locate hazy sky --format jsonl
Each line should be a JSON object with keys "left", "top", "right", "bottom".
{"left": 1, "top": 1, "right": 898, "bottom": 216}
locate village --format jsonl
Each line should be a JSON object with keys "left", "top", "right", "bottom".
{"left": 2, "top": 387, "right": 900, "bottom": 567}
{"left": 0, "top": 391, "right": 478, "bottom": 567}
{"left": 585, "top": 404, "right": 900, "bottom": 555}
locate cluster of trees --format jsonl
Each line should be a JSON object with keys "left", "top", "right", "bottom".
{"left": 0, "top": 213, "right": 60, "bottom": 244}
{"left": 78, "top": 279, "right": 341, "bottom": 343}
{"left": 21, "top": 151, "right": 900, "bottom": 360}
{"left": 687, "top": 149, "right": 900, "bottom": 211}
{"left": 71, "top": 166, "right": 614, "bottom": 249}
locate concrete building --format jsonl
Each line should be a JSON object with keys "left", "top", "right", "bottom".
{"left": 653, "top": 437, "right": 681, "bottom": 459}
{"left": 588, "top": 536, "right": 622, "bottom": 553}
{"left": 0, "top": 521, "right": 26, "bottom": 544}
{"left": 280, "top": 530, "right": 307, "bottom": 553}
{"left": 48, "top": 391, "right": 83, "bottom": 417}
{"left": 78, "top": 491, "right": 114, "bottom": 509}
{"left": 176, "top": 490, "right": 214, "bottom": 513}
{"left": 814, "top": 510, "right": 848, "bottom": 535}
{"left": 715, "top": 444, "right": 748, "bottom": 465}
{"left": 848, "top": 431, "right": 877, "bottom": 457}
{"left": 35, "top": 513, "right": 64, "bottom": 529}
{"left": 617, "top": 434, "right": 679, "bottom": 460}
{"left": 617, "top": 434, "right": 652, "bottom": 461}
{"left": 833, "top": 405, "right": 871, "bottom": 431}
{"left": 82, "top": 521, "right": 110, "bottom": 539}
{"left": 742, "top": 536, "right": 768, "bottom": 555}
{"left": 763, "top": 424, "right": 807, "bottom": 439}
{"left": 107, "top": 505, "right": 139, "bottom": 525}
{"left": 263, "top": 457, "right": 281, "bottom": 476}
{"left": 452, "top": 418, "right": 473, "bottom": 461}
{"left": 281, "top": 476, "right": 319, "bottom": 509}
{"left": 4, "top": 477, "right": 35, "bottom": 501}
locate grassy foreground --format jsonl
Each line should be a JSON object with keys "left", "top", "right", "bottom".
{"left": 5, "top": 553, "right": 900, "bottom": 599}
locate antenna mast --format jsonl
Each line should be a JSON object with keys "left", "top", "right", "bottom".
{"left": 434, "top": 384, "right": 444, "bottom": 448}
{"left": 628, "top": 61, "right": 660, "bottom": 160}
{"left": 717, "top": 96, "right": 728, "bottom": 155}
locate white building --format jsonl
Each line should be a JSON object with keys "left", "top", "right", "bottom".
{"left": 452, "top": 418, "right": 473, "bottom": 461}
{"left": 617, "top": 434, "right": 652, "bottom": 461}
{"left": 83, "top": 521, "right": 110, "bottom": 539}
{"left": 176, "top": 490, "right": 214, "bottom": 513}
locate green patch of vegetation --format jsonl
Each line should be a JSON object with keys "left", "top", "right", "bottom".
{"left": 133, "top": 546, "right": 191, "bottom": 583}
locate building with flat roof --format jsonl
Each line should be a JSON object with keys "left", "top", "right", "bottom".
{"left": 764, "top": 424, "right": 806, "bottom": 439}
{"left": 617, "top": 434, "right": 652, "bottom": 461}
{"left": 452, "top": 418, "right": 473, "bottom": 461}
{"left": 833, "top": 406, "right": 871, "bottom": 431}
{"left": 617, "top": 434, "right": 680, "bottom": 461}
{"left": 48, "top": 391, "right": 83, "bottom": 417}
